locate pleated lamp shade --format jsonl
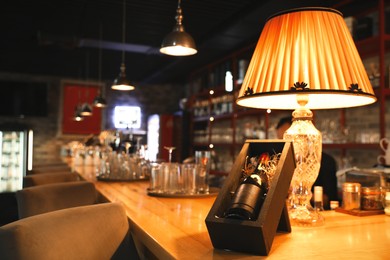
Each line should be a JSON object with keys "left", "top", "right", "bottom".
{"left": 236, "top": 7, "right": 377, "bottom": 110}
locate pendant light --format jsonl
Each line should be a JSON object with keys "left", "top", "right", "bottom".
{"left": 160, "top": 0, "right": 197, "bottom": 56}
{"left": 93, "top": 24, "right": 107, "bottom": 108}
{"left": 111, "top": 0, "right": 135, "bottom": 91}
{"left": 73, "top": 106, "right": 84, "bottom": 121}
{"left": 80, "top": 51, "right": 93, "bottom": 116}
{"left": 73, "top": 90, "right": 84, "bottom": 122}
{"left": 80, "top": 101, "right": 93, "bottom": 116}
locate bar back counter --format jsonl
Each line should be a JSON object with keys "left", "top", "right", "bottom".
{"left": 74, "top": 163, "right": 390, "bottom": 259}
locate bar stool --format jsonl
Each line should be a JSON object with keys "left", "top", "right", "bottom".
{"left": 16, "top": 181, "right": 97, "bottom": 219}
{"left": 28, "top": 165, "right": 72, "bottom": 175}
{"left": 23, "top": 172, "right": 80, "bottom": 188}
{"left": 0, "top": 203, "right": 140, "bottom": 260}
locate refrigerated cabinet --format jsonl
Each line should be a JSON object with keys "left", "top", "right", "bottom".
{"left": 0, "top": 128, "right": 32, "bottom": 192}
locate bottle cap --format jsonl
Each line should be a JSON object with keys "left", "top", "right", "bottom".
{"left": 314, "top": 186, "right": 323, "bottom": 201}
{"left": 330, "top": 200, "right": 339, "bottom": 210}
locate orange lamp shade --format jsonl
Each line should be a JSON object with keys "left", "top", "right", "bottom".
{"left": 236, "top": 7, "right": 377, "bottom": 110}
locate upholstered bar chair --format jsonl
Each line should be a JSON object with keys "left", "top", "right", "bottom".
{"left": 16, "top": 181, "right": 97, "bottom": 219}
{"left": 0, "top": 203, "right": 140, "bottom": 260}
{"left": 32, "top": 161, "right": 69, "bottom": 168}
{"left": 28, "top": 165, "right": 72, "bottom": 175}
{"left": 23, "top": 172, "right": 80, "bottom": 188}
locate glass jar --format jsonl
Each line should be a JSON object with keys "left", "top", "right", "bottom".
{"left": 361, "top": 187, "right": 383, "bottom": 210}
{"left": 384, "top": 191, "right": 390, "bottom": 216}
{"left": 342, "top": 183, "right": 361, "bottom": 210}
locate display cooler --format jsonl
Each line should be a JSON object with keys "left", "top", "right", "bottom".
{"left": 0, "top": 124, "right": 33, "bottom": 192}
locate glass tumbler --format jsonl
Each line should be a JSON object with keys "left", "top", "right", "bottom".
{"left": 195, "top": 151, "right": 210, "bottom": 194}
{"left": 181, "top": 163, "right": 197, "bottom": 194}
{"left": 149, "top": 163, "right": 162, "bottom": 193}
{"left": 161, "top": 162, "right": 182, "bottom": 194}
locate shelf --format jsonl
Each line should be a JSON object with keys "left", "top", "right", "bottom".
{"left": 323, "top": 143, "right": 379, "bottom": 149}
{"left": 193, "top": 142, "right": 209, "bottom": 147}
{"left": 193, "top": 109, "right": 264, "bottom": 122}
{"left": 374, "top": 87, "right": 390, "bottom": 96}
{"left": 209, "top": 143, "right": 233, "bottom": 147}
{"left": 355, "top": 35, "right": 390, "bottom": 58}
{"left": 234, "top": 109, "right": 266, "bottom": 118}
{"left": 193, "top": 116, "right": 210, "bottom": 123}
{"left": 189, "top": 0, "right": 389, "bottom": 171}
{"left": 210, "top": 170, "right": 228, "bottom": 176}
{"left": 210, "top": 114, "right": 233, "bottom": 121}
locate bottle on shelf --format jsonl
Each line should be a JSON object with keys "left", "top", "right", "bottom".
{"left": 313, "top": 186, "right": 324, "bottom": 211}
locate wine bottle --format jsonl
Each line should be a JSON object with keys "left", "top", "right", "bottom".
{"left": 224, "top": 174, "right": 266, "bottom": 221}
{"left": 224, "top": 154, "right": 270, "bottom": 221}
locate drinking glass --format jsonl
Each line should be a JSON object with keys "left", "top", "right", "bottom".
{"left": 181, "top": 163, "right": 197, "bottom": 194}
{"left": 164, "top": 146, "right": 176, "bottom": 163}
{"left": 161, "top": 162, "right": 182, "bottom": 194}
{"left": 195, "top": 151, "right": 210, "bottom": 194}
{"left": 149, "top": 163, "right": 162, "bottom": 193}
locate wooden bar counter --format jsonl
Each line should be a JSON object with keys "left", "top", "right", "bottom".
{"left": 74, "top": 164, "right": 390, "bottom": 259}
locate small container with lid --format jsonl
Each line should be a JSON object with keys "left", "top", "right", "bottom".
{"left": 342, "top": 182, "right": 361, "bottom": 210}
{"left": 384, "top": 191, "right": 390, "bottom": 216}
{"left": 361, "top": 187, "right": 383, "bottom": 210}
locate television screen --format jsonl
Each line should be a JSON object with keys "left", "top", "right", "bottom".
{"left": 0, "top": 81, "right": 48, "bottom": 117}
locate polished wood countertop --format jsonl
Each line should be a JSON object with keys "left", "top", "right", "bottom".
{"left": 74, "top": 164, "right": 390, "bottom": 259}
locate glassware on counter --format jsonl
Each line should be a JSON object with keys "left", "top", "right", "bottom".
{"left": 384, "top": 190, "right": 390, "bottom": 216}
{"left": 342, "top": 182, "right": 361, "bottom": 210}
{"left": 361, "top": 187, "right": 384, "bottom": 210}
{"left": 164, "top": 146, "right": 176, "bottom": 163}
{"left": 195, "top": 151, "right": 210, "bottom": 194}
{"left": 96, "top": 149, "right": 151, "bottom": 181}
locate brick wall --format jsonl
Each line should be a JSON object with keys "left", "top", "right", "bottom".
{"left": 0, "top": 72, "right": 184, "bottom": 166}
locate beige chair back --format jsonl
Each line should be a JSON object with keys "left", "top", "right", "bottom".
{"left": 0, "top": 203, "right": 139, "bottom": 260}
{"left": 16, "top": 181, "right": 97, "bottom": 219}
{"left": 23, "top": 172, "right": 79, "bottom": 188}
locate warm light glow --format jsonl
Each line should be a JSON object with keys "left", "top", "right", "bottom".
{"left": 27, "top": 130, "right": 33, "bottom": 171}
{"left": 235, "top": 7, "right": 377, "bottom": 227}
{"left": 80, "top": 103, "right": 93, "bottom": 116}
{"left": 160, "top": 0, "right": 197, "bottom": 56}
{"left": 94, "top": 102, "right": 106, "bottom": 108}
{"left": 209, "top": 90, "right": 214, "bottom": 95}
{"left": 111, "top": 83, "right": 135, "bottom": 91}
{"left": 114, "top": 106, "right": 141, "bottom": 129}
{"left": 74, "top": 115, "right": 84, "bottom": 121}
{"left": 160, "top": 45, "right": 197, "bottom": 56}
{"left": 147, "top": 114, "right": 160, "bottom": 162}
{"left": 237, "top": 7, "right": 377, "bottom": 110}
{"left": 225, "top": 71, "right": 233, "bottom": 92}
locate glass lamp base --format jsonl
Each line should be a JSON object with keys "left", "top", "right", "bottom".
{"left": 289, "top": 205, "right": 324, "bottom": 227}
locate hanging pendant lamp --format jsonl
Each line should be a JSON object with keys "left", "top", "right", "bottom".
{"left": 73, "top": 90, "right": 84, "bottom": 121}
{"left": 73, "top": 108, "right": 84, "bottom": 121}
{"left": 93, "top": 24, "right": 107, "bottom": 108}
{"left": 112, "top": 0, "right": 135, "bottom": 91}
{"left": 81, "top": 51, "right": 93, "bottom": 116}
{"left": 80, "top": 102, "right": 93, "bottom": 116}
{"left": 93, "top": 94, "right": 107, "bottom": 108}
{"left": 160, "top": 0, "right": 197, "bottom": 56}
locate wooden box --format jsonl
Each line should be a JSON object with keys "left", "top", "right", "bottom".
{"left": 205, "top": 140, "right": 296, "bottom": 255}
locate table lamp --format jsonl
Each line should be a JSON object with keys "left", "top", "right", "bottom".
{"left": 236, "top": 7, "right": 377, "bottom": 226}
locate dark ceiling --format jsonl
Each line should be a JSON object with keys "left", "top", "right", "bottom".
{"left": 0, "top": 0, "right": 367, "bottom": 86}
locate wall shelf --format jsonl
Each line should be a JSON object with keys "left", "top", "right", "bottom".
{"left": 188, "top": 0, "right": 390, "bottom": 172}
